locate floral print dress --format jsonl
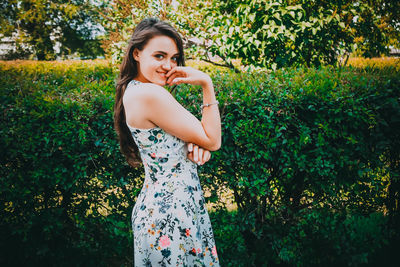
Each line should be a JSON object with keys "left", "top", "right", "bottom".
{"left": 126, "top": 80, "right": 220, "bottom": 267}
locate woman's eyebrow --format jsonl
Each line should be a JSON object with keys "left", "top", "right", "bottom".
{"left": 153, "top": 51, "right": 179, "bottom": 56}
{"left": 153, "top": 51, "right": 167, "bottom": 55}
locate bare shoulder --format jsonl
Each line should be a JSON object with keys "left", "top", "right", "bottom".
{"left": 123, "top": 82, "right": 172, "bottom": 105}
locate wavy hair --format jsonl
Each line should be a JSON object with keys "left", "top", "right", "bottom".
{"left": 114, "top": 18, "right": 185, "bottom": 167}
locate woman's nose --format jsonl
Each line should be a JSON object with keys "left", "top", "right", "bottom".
{"left": 162, "top": 60, "right": 171, "bottom": 70}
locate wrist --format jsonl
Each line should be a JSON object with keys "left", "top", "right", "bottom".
{"left": 200, "top": 76, "right": 213, "bottom": 89}
{"left": 201, "top": 101, "right": 219, "bottom": 110}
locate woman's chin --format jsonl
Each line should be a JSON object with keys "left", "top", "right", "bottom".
{"left": 152, "top": 82, "right": 165, "bottom": 87}
{"left": 146, "top": 76, "right": 167, "bottom": 86}
{"left": 154, "top": 79, "right": 167, "bottom": 86}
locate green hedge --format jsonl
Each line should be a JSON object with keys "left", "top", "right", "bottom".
{"left": 1, "top": 60, "right": 399, "bottom": 266}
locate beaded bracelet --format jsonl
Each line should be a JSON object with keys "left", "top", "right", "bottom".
{"left": 201, "top": 101, "right": 219, "bottom": 110}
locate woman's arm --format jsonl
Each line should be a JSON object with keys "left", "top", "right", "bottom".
{"left": 129, "top": 67, "right": 221, "bottom": 151}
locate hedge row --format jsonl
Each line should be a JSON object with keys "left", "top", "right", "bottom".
{"left": 1, "top": 60, "right": 399, "bottom": 266}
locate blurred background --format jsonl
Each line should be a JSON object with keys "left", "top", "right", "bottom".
{"left": 1, "top": 0, "right": 399, "bottom": 67}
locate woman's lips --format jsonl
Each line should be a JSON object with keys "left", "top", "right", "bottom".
{"left": 157, "top": 72, "right": 167, "bottom": 83}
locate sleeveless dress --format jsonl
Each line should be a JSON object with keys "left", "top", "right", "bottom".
{"left": 126, "top": 80, "right": 220, "bottom": 267}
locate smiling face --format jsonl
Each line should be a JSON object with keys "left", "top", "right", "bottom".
{"left": 133, "top": 35, "right": 180, "bottom": 86}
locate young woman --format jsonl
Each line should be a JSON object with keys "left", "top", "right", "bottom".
{"left": 114, "top": 18, "right": 221, "bottom": 266}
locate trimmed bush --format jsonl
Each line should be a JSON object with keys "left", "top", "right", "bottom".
{"left": 1, "top": 60, "right": 399, "bottom": 266}
{"left": 1, "top": 60, "right": 138, "bottom": 266}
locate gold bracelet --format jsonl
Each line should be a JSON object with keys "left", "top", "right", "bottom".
{"left": 201, "top": 101, "right": 219, "bottom": 110}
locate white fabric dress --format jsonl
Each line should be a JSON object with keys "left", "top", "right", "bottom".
{"left": 127, "top": 80, "right": 220, "bottom": 267}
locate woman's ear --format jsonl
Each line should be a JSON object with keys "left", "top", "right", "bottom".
{"left": 133, "top": 48, "right": 140, "bottom": 61}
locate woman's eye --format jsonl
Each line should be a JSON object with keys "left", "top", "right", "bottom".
{"left": 171, "top": 57, "right": 178, "bottom": 62}
{"left": 155, "top": 54, "right": 164, "bottom": 59}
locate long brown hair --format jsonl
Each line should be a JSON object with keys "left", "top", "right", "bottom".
{"left": 114, "top": 18, "right": 185, "bottom": 167}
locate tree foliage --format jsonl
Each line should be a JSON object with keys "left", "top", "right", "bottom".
{"left": 353, "top": 0, "right": 400, "bottom": 56}
{"left": 201, "top": 0, "right": 356, "bottom": 69}
{"left": 101, "top": 0, "right": 400, "bottom": 70}
{"left": 0, "top": 0, "right": 105, "bottom": 60}
{"left": 100, "top": 0, "right": 207, "bottom": 64}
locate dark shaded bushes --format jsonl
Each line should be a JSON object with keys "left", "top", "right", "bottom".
{"left": 1, "top": 60, "right": 399, "bottom": 266}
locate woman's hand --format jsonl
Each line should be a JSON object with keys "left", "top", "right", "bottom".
{"left": 166, "top": 66, "right": 212, "bottom": 87}
{"left": 187, "top": 143, "right": 211, "bottom": 165}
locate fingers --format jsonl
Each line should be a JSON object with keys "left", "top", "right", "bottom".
{"left": 187, "top": 143, "right": 196, "bottom": 164}
{"left": 166, "top": 66, "right": 186, "bottom": 78}
{"left": 203, "top": 150, "right": 211, "bottom": 164}
{"left": 165, "top": 66, "right": 200, "bottom": 86}
{"left": 187, "top": 143, "right": 193, "bottom": 153}
{"left": 166, "top": 67, "right": 186, "bottom": 84}
{"left": 186, "top": 143, "right": 212, "bottom": 165}
{"left": 171, "top": 77, "right": 189, "bottom": 85}
{"left": 187, "top": 151, "right": 194, "bottom": 162}
{"left": 193, "top": 145, "right": 198, "bottom": 162}
{"left": 166, "top": 72, "right": 180, "bottom": 85}
{"left": 198, "top": 148, "right": 204, "bottom": 165}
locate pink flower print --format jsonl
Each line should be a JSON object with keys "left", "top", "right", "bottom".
{"left": 197, "top": 248, "right": 202, "bottom": 254}
{"left": 185, "top": 228, "right": 190, "bottom": 237}
{"left": 159, "top": 235, "right": 171, "bottom": 248}
{"left": 211, "top": 246, "right": 217, "bottom": 256}
{"left": 150, "top": 153, "right": 156, "bottom": 159}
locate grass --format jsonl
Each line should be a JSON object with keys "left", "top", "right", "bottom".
{"left": 347, "top": 57, "right": 400, "bottom": 71}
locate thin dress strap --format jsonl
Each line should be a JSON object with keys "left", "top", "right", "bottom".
{"left": 127, "top": 79, "right": 141, "bottom": 88}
